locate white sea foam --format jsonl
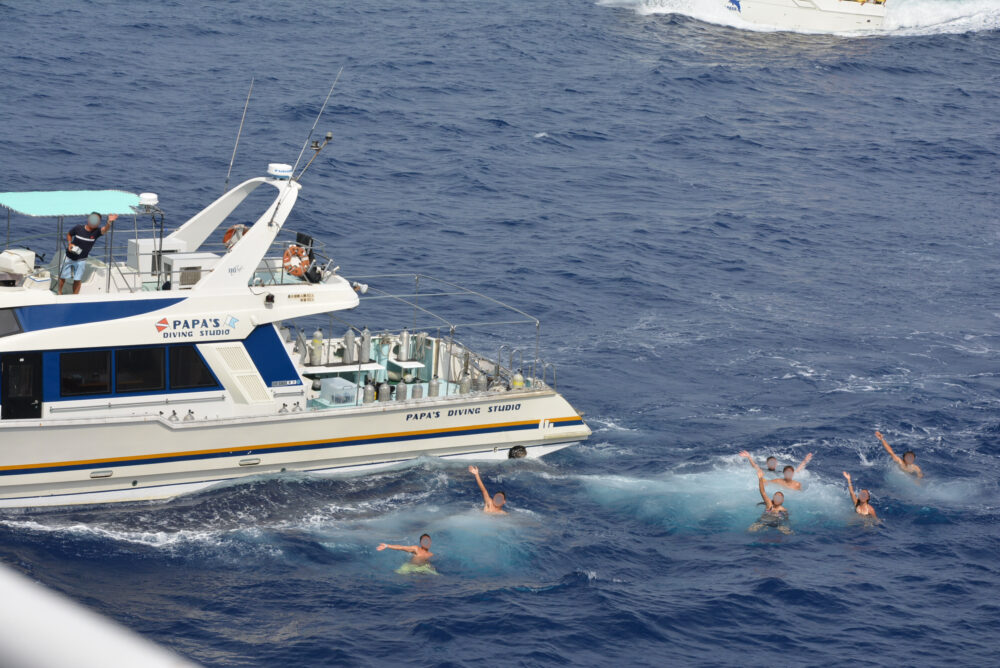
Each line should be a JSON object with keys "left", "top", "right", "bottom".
{"left": 588, "top": 417, "right": 639, "bottom": 432}
{"left": 600, "top": 0, "right": 1000, "bottom": 36}
{"left": 0, "top": 517, "right": 245, "bottom": 549}
{"left": 883, "top": 466, "right": 987, "bottom": 507}
{"left": 578, "top": 456, "right": 856, "bottom": 531}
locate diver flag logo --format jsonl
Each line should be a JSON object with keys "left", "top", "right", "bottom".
{"left": 226, "top": 315, "right": 239, "bottom": 329}
{"left": 155, "top": 317, "right": 169, "bottom": 333}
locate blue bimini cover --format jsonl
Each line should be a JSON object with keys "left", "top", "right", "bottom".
{"left": 0, "top": 190, "right": 140, "bottom": 217}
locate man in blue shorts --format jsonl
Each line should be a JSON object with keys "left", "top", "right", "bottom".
{"left": 58, "top": 212, "right": 117, "bottom": 294}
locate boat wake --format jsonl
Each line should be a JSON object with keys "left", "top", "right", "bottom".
{"left": 0, "top": 461, "right": 548, "bottom": 578}
{"left": 600, "top": 0, "right": 1000, "bottom": 36}
{"left": 0, "top": 447, "right": 991, "bottom": 571}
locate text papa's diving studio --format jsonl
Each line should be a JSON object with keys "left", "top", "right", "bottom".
{"left": 155, "top": 315, "right": 239, "bottom": 339}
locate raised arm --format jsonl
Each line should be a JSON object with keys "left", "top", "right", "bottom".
{"left": 876, "top": 431, "right": 904, "bottom": 467}
{"left": 842, "top": 472, "right": 858, "bottom": 506}
{"left": 468, "top": 465, "right": 491, "bottom": 504}
{"left": 796, "top": 452, "right": 813, "bottom": 473}
{"left": 739, "top": 450, "right": 763, "bottom": 476}
{"left": 377, "top": 543, "right": 416, "bottom": 554}
{"left": 756, "top": 471, "right": 771, "bottom": 509}
{"left": 101, "top": 213, "right": 117, "bottom": 234}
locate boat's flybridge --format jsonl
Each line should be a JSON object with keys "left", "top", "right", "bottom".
{"left": 0, "top": 164, "right": 589, "bottom": 507}
{"left": 0, "top": 164, "right": 360, "bottom": 350}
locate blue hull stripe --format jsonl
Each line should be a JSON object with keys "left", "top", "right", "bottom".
{"left": 15, "top": 298, "right": 184, "bottom": 332}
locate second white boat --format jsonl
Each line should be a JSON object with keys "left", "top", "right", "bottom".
{"left": 726, "top": 0, "right": 886, "bottom": 32}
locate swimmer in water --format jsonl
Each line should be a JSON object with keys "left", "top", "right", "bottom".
{"left": 748, "top": 469, "right": 792, "bottom": 534}
{"left": 468, "top": 465, "right": 507, "bottom": 514}
{"left": 739, "top": 450, "right": 812, "bottom": 491}
{"left": 377, "top": 534, "right": 438, "bottom": 574}
{"left": 842, "top": 471, "right": 878, "bottom": 519}
{"left": 876, "top": 430, "right": 924, "bottom": 479}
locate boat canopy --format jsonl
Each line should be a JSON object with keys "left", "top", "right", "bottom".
{"left": 0, "top": 190, "right": 140, "bottom": 217}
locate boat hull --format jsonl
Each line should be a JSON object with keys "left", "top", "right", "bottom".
{"left": 728, "top": 0, "right": 886, "bottom": 32}
{"left": 0, "top": 389, "right": 589, "bottom": 508}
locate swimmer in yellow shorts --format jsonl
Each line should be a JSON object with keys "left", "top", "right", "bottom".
{"left": 377, "top": 533, "right": 439, "bottom": 575}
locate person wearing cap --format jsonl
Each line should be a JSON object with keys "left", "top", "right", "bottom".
{"left": 468, "top": 465, "right": 507, "bottom": 514}
{"left": 58, "top": 212, "right": 117, "bottom": 295}
{"left": 842, "top": 471, "right": 878, "bottom": 519}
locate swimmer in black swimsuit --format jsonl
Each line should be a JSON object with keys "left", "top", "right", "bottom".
{"left": 748, "top": 469, "right": 792, "bottom": 534}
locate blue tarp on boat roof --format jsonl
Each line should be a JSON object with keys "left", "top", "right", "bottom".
{"left": 0, "top": 190, "right": 140, "bottom": 217}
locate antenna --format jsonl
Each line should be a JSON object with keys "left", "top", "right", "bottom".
{"left": 290, "top": 66, "right": 343, "bottom": 175}
{"left": 296, "top": 131, "right": 334, "bottom": 181}
{"left": 224, "top": 77, "right": 255, "bottom": 194}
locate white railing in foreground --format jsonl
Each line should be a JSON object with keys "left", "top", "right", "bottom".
{"left": 0, "top": 563, "right": 198, "bottom": 667}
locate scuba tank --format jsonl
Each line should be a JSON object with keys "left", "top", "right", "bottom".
{"left": 362, "top": 380, "right": 376, "bottom": 404}
{"left": 473, "top": 373, "right": 487, "bottom": 393}
{"left": 511, "top": 370, "right": 525, "bottom": 389}
{"left": 310, "top": 328, "right": 324, "bottom": 366}
{"left": 395, "top": 381, "right": 408, "bottom": 401}
{"left": 342, "top": 329, "right": 356, "bottom": 365}
{"left": 459, "top": 372, "right": 471, "bottom": 394}
{"left": 360, "top": 327, "right": 372, "bottom": 363}
{"left": 378, "top": 381, "right": 391, "bottom": 402}
{"left": 428, "top": 376, "right": 441, "bottom": 398}
{"left": 411, "top": 382, "right": 424, "bottom": 400}
{"left": 399, "top": 329, "right": 411, "bottom": 361}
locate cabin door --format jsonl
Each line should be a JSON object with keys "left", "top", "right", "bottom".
{"left": 1, "top": 353, "right": 42, "bottom": 420}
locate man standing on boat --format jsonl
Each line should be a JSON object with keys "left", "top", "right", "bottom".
{"left": 58, "top": 212, "right": 116, "bottom": 294}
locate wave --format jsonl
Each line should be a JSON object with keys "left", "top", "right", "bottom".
{"left": 1, "top": 449, "right": 991, "bottom": 565}
{"left": 600, "top": 0, "right": 1000, "bottom": 36}
{"left": 568, "top": 456, "right": 858, "bottom": 532}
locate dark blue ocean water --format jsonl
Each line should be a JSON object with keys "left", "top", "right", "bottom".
{"left": 2, "top": 0, "right": 1000, "bottom": 665}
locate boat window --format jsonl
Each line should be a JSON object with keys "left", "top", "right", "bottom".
{"left": 170, "top": 345, "right": 217, "bottom": 390}
{"left": 60, "top": 351, "right": 111, "bottom": 396}
{"left": 0, "top": 309, "right": 22, "bottom": 338}
{"left": 116, "top": 347, "right": 165, "bottom": 393}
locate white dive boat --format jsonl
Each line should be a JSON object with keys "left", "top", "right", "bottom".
{"left": 0, "top": 162, "right": 590, "bottom": 508}
{"left": 726, "top": 0, "right": 886, "bottom": 32}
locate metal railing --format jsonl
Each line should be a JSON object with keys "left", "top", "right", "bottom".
{"left": 2, "top": 226, "right": 334, "bottom": 294}
{"left": 283, "top": 273, "right": 555, "bottom": 393}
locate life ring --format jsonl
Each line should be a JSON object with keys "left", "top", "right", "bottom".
{"left": 223, "top": 224, "right": 248, "bottom": 250}
{"left": 283, "top": 244, "right": 309, "bottom": 277}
